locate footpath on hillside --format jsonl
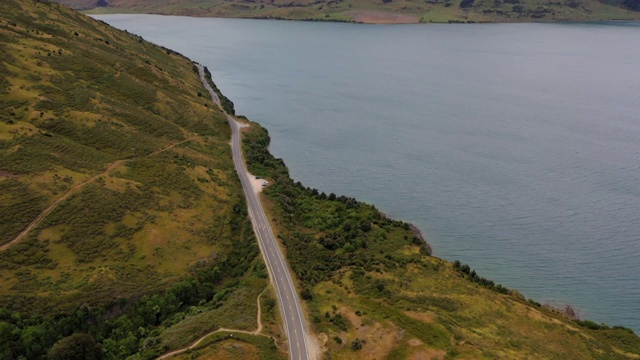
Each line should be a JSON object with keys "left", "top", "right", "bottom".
{"left": 0, "top": 136, "right": 196, "bottom": 252}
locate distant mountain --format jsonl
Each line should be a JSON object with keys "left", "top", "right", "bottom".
{"left": 56, "top": 0, "right": 640, "bottom": 23}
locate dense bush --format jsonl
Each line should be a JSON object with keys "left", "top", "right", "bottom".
{"left": 452, "top": 260, "right": 511, "bottom": 294}
{"left": 0, "top": 203, "right": 259, "bottom": 359}
{"left": 242, "top": 124, "right": 432, "bottom": 296}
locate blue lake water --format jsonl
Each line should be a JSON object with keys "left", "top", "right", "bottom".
{"left": 95, "top": 15, "right": 640, "bottom": 332}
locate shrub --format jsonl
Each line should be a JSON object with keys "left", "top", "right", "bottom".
{"left": 351, "top": 338, "right": 363, "bottom": 350}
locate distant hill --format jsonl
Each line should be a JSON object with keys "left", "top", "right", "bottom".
{"left": 56, "top": 0, "right": 640, "bottom": 23}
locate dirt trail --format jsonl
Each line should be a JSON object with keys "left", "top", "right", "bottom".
{"left": 0, "top": 137, "right": 196, "bottom": 252}
{"left": 156, "top": 328, "right": 278, "bottom": 360}
{"left": 256, "top": 291, "right": 264, "bottom": 334}
{"left": 156, "top": 286, "right": 280, "bottom": 359}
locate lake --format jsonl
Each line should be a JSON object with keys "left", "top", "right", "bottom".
{"left": 94, "top": 15, "right": 640, "bottom": 332}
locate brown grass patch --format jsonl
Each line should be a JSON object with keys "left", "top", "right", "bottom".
{"left": 37, "top": 225, "right": 67, "bottom": 242}
{"left": 88, "top": 266, "right": 117, "bottom": 284}
{"left": 0, "top": 121, "right": 38, "bottom": 141}
{"left": 169, "top": 339, "right": 260, "bottom": 360}
{"left": 408, "top": 348, "right": 446, "bottom": 360}
{"left": 404, "top": 310, "right": 436, "bottom": 323}
{"left": 103, "top": 175, "right": 139, "bottom": 192}
{"left": 341, "top": 307, "right": 401, "bottom": 359}
{"left": 349, "top": 11, "right": 419, "bottom": 24}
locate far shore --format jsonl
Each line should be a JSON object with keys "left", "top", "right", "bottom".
{"left": 85, "top": 9, "right": 640, "bottom": 25}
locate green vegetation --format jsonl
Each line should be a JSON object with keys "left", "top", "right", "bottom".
{"left": 0, "top": 1, "right": 284, "bottom": 359}
{"left": 242, "top": 122, "right": 640, "bottom": 359}
{"left": 0, "top": 257, "right": 272, "bottom": 359}
{"left": 202, "top": 65, "right": 235, "bottom": 116}
{"left": 59, "top": 0, "right": 640, "bottom": 23}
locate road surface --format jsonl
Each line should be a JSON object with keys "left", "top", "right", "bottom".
{"left": 197, "top": 64, "right": 314, "bottom": 360}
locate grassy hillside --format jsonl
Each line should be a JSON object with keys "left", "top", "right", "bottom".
{"left": 0, "top": 0, "right": 237, "bottom": 313}
{"left": 58, "top": 0, "right": 640, "bottom": 23}
{"left": 242, "top": 122, "right": 640, "bottom": 359}
{"left": 0, "top": 1, "right": 283, "bottom": 359}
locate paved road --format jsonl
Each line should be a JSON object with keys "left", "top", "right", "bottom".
{"left": 197, "top": 64, "right": 313, "bottom": 360}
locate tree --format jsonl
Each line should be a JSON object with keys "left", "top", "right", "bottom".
{"left": 300, "top": 288, "right": 313, "bottom": 300}
{"left": 460, "top": 264, "right": 471, "bottom": 274}
{"left": 21, "top": 324, "right": 53, "bottom": 359}
{"left": 48, "top": 333, "right": 103, "bottom": 360}
{"left": 343, "top": 243, "right": 355, "bottom": 253}
{"left": 0, "top": 321, "right": 22, "bottom": 359}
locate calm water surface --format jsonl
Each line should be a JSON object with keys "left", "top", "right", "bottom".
{"left": 95, "top": 15, "right": 640, "bottom": 332}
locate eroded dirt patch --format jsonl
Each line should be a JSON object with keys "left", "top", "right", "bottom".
{"left": 0, "top": 170, "right": 18, "bottom": 177}
{"left": 408, "top": 348, "right": 446, "bottom": 360}
{"left": 404, "top": 310, "right": 436, "bottom": 323}
{"left": 342, "top": 307, "right": 402, "bottom": 359}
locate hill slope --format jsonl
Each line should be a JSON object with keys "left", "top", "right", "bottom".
{"left": 1, "top": 1, "right": 282, "bottom": 359}
{"left": 1, "top": 0, "right": 239, "bottom": 312}
{"left": 58, "top": 0, "right": 640, "bottom": 23}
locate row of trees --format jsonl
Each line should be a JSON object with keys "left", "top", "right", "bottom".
{"left": 452, "top": 260, "right": 510, "bottom": 294}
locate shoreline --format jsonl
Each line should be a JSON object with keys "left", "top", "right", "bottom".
{"left": 84, "top": 9, "right": 640, "bottom": 25}
{"left": 231, "top": 110, "right": 637, "bottom": 335}
{"left": 197, "top": 63, "right": 638, "bottom": 336}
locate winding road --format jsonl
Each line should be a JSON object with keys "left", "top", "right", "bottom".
{"left": 197, "top": 64, "right": 315, "bottom": 360}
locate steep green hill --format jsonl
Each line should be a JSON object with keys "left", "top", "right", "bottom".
{"left": 1, "top": 0, "right": 241, "bottom": 313}
{"left": 58, "top": 0, "right": 640, "bottom": 23}
{"left": 0, "top": 1, "right": 281, "bottom": 359}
